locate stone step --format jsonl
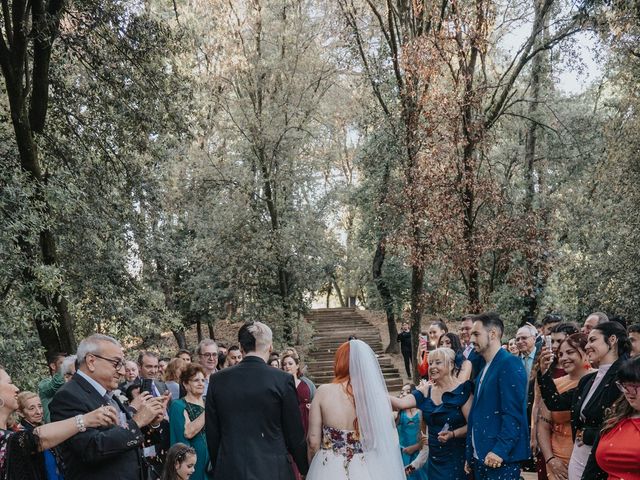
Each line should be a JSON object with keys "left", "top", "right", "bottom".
{"left": 307, "top": 357, "right": 394, "bottom": 366}
{"left": 305, "top": 308, "right": 403, "bottom": 394}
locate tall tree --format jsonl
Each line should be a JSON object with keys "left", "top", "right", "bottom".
{"left": 1, "top": 0, "right": 77, "bottom": 355}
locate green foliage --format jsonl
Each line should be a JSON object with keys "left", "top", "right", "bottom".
{"left": 1, "top": 0, "right": 640, "bottom": 389}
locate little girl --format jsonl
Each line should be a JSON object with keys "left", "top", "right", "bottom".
{"left": 396, "top": 384, "right": 428, "bottom": 480}
{"left": 162, "top": 443, "right": 198, "bottom": 480}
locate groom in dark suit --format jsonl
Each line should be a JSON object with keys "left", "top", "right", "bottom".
{"left": 205, "top": 321, "right": 309, "bottom": 479}
{"left": 50, "top": 334, "right": 166, "bottom": 480}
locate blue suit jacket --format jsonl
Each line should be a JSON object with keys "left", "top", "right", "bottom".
{"left": 465, "top": 347, "right": 530, "bottom": 463}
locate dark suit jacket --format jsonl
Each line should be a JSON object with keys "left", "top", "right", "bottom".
{"left": 537, "top": 356, "right": 625, "bottom": 446}
{"left": 466, "top": 348, "right": 531, "bottom": 463}
{"left": 50, "top": 373, "right": 146, "bottom": 480}
{"left": 205, "top": 355, "right": 308, "bottom": 479}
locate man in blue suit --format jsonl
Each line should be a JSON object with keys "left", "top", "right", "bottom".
{"left": 465, "top": 312, "right": 530, "bottom": 479}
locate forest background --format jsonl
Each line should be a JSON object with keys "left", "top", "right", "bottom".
{"left": 1, "top": 0, "right": 639, "bottom": 387}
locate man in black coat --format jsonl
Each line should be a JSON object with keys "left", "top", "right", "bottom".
{"left": 397, "top": 321, "right": 413, "bottom": 377}
{"left": 50, "top": 334, "right": 166, "bottom": 480}
{"left": 205, "top": 321, "right": 309, "bottom": 480}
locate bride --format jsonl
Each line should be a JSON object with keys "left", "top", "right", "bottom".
{"left": 306, "top": 340, "right": 406, "bottom": 480}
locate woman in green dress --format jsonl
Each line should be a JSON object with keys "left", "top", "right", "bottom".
{"left": 168, "top": 364, "right": 211, "bottom": 480}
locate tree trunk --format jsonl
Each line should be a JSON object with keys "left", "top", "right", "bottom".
{"left": 2, "top": 50, "right": 77, "bottom": 359}
{"left": 196, "top": 319, "right": 203, "bottom": 343}
{"left": 522, "top": 0, "right": 549, "bottom": 322}
{"left": 325, "top": 283, "right": 332, "bottom": 308}
{"left": 207, "top": 320, "right": 215, "bottom": 340}
{"left": 410, "top": 265, "right": 425, "bottom": 384}
{"left": 172, "top": 330, "right": 187, "bottom": 349}
{"left": 331, "top": 277, "right": 346, "bottom": 308}
{"left": 373, "top": 237, "right": 399, "bottom": 354}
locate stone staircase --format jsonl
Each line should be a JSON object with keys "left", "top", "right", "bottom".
{"left": 305, "top": 308, "right": 404, "bottom": 393}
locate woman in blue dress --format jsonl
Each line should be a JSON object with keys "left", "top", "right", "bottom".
{"left": 396, "top": 384, "right": 428, "bottom": 480}
{"left": 391, "top": 348, "right": 473, "bottom": 480}
{"left": 168, "top": 364, "right": 212, "bottom": 480}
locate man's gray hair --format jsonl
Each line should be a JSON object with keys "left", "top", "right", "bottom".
{"left": 589, "top": 312, "right": 609, "bottom": 324}
{"left": 61, "top": 355, "right": 77, "bottom": 375}
{"left": 197, "top": 338, "right": 218, "bottom": 355}
{"left": 77, "top": 334, "right": 122, "bottom": 365}
{"left": 519, "top": 324, "right": 538, "bottom": 338}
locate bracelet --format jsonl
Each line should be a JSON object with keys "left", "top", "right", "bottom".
{"left": 75, "top": 414, "right": 86, "bottom": 432}
{"left": 452, "top": 430, "right": 456, "bottom": 438}
{"left": 545, "top": 456, "right": 556, "bottom": 464}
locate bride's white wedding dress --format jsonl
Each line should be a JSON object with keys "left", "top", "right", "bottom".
{"left": 306, "top": 340, "right": 406, "bottom": 480}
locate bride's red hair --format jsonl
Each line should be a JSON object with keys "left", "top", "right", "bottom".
{"left": 332, "top": 342, "right": 359, "bottom": 433}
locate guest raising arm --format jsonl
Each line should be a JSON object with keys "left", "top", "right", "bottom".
{"left": 0, "top": 365, "right": 117, "bottom": 480}
{"left": 536, "top": 334, "right": 592, "bottom": 480}
{"left": 537, "top": 321, "right": 631, "bottom": 480}
{"left": 49, "top": 334, "right": 166, "bottom": 480}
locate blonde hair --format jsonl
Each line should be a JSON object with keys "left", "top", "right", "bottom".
{"left": 17, "top": 391, "right": 39, "bottom": 414}
{"left": 427, "top": 347, "right": 456, "bottom": 374}
{"left": 164, "top": 358, "right": 186, "bottom": 383}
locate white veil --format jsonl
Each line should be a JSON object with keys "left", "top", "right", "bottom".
{"left": 349, "top": 339, "right": 406, "bottom": 480}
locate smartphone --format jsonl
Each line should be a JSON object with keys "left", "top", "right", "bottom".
{"left": 545, "top": 335, "right": 552, "bottom": 350}
{"left": 141, "top": 378, "right": 154, "bottom": 395}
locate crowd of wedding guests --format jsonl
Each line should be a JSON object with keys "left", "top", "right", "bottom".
{"left": 394, "top": 312, "right": 640, "bottom": 480}
{"left": 0, "top": 336, "right": 311, "bottom": 480}
{"left": 0, "top": 310, "right": 639, "bottom": 480}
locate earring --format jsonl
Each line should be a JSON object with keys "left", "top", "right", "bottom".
{"left": 583, "top": 362, "right": 590, "bottom": 369}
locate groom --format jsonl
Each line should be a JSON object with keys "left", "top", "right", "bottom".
{"left": 205, "top": 321, "right": 309, "bottom": 479}
{"left": 465, "top": 312, "right": 530, "bottom": 479}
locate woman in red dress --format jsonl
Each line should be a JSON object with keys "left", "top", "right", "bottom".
{"left": 282, "top": 353, "right": 311, "bottom": 480}
{"left": 282, "top": 354, "right": 311, "bottom": 431}
{"left": 585, "top": 356, "right": 640, "bottom": 480}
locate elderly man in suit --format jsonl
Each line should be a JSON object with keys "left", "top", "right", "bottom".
{"left": 205, "top": 321, "right": 308, "bottom": 479}
{"left": 465, "top": 312, "right": 530, "bottom": 480}
{"left": 50, "top": 334, "right": 166, "bottom": 480}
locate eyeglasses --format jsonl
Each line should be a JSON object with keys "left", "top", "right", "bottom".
{"left": 200, "top": 352, "right": 218, "bottom": 358}
{"left": 515, "top": 336, "right": 532, "bottom": 342}
{"left": 90, "top": 353, "right": 125, "bottom": 370}
{"left": 615, "top": 381, "right": 640, "bottom": 395}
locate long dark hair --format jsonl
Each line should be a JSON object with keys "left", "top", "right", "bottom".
{"left": 593, "top": 321, "right": 632, "bottom": 358}
{"left": 438, "top": 332, "right": 463, "bottom": 353}
{"left": 602, "top": 356, "right": 640, "bottom": 434}
{"left": 161, "top": 443, "right": 197, "bottom": 480}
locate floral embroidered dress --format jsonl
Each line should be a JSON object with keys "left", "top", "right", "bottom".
{"left": 306, "top": 426, "right": 372, "bottom": 480}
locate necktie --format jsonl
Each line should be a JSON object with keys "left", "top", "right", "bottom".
{"left": 104, "top": 393, "right": 127, "bottom": 427}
